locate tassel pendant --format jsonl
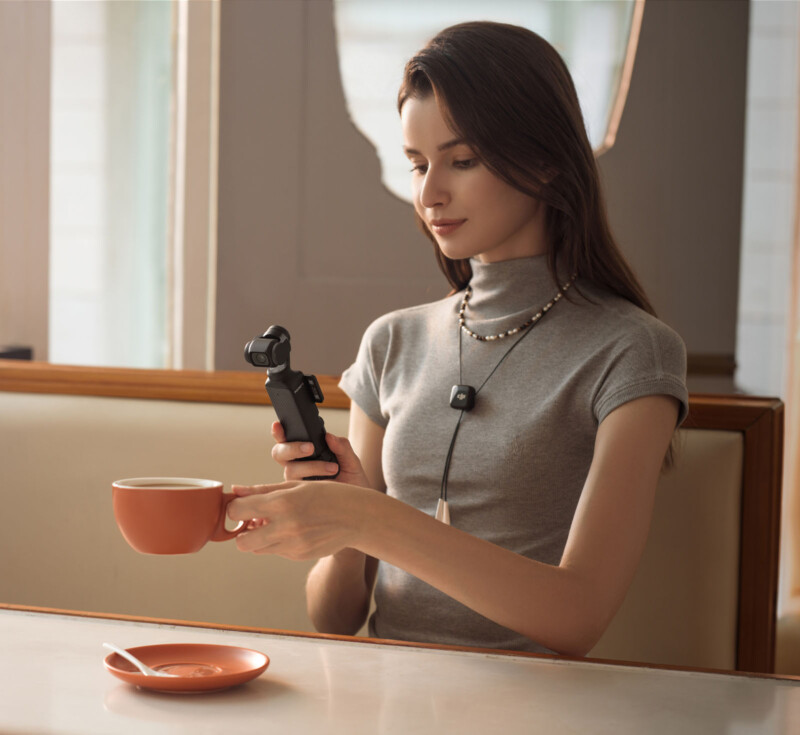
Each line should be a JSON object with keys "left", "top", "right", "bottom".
{"left": 435, "top": 498, "right": 451, "bottom": 525}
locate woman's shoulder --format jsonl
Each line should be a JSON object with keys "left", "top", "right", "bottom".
{"left": 562, "top": 283, "right": 687, "bottom": 395}
{"left": 360, "top": 292, "right": 460, "bottom": 346}
{"left": 571, "top": 283, "right": 685, "bottom": 351}
{"left": 573, "top": 288, "right": 686, "bottom": 403}
{"left": 570, "top": 284, "right": 688, "bottom": 423}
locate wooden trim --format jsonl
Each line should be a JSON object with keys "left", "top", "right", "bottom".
{"left": 686, "top": 353, "right": 736, "bottom": 377}
{"left": 737, "top": 400, "right": 784, "bottom": 673}
{"left": 683, "top": 393, "right": 781, "bottom": 430}
{"left": 0, "top": 360, "right": 351, "bottom": 409}
{"left": 3, "top": 602, "right": 799, "bottom": 682}
{"left": 0, "top": 363, "right": 743, "bottom": 413}
{"left": 685, "top": 393, "right": 784, "bottom": 673}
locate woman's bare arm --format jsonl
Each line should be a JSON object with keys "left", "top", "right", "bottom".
{"left": 304, "top": 404, "right": 385, "bottom": 634}
{"left": 231, "top": 394, "right": 678, "bottom": 654}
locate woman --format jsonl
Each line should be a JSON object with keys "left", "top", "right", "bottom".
{"left": 228, "top": 21, "right": 687, "bottom": 657}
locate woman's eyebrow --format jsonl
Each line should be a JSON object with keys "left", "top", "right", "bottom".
{"left": 403, "top": 138, "right": 468, "bottom": 156}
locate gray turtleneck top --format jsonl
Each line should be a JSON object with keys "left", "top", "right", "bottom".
{"left": 339, "top": 255, "right": 688, "bottom": 653}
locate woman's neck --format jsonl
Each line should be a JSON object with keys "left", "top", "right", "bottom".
{"left": 465, "top": 255, "right": 563, "bottom": 321}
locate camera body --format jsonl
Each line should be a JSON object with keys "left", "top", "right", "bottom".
{"left": 244, "top": 326, "right": 338, "bottom": 480}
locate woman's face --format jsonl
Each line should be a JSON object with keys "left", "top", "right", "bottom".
{"left": 401, "top": 95, "right": 548, "bottom": 263}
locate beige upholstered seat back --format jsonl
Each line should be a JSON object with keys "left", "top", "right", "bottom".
{"left": 589, "top": 429, "right": 744, "bottom": 669}
{"left": 0, "top": 391, "right": 348, "bottom": 632}
{"left": 0, "top": 388, "right": 770, "bottom": 672}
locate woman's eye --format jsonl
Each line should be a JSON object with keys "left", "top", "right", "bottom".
{"left": 409, "top": 163, "right": 428, "bottom": 174}
{"left": 453, "top": 158, "right": 477, "bottom": 170}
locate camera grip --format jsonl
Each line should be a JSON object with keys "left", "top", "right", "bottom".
{"left": 266, "top": 376, "right": 339, "bottom": 480}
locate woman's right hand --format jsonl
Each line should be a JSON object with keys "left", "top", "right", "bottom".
{"left": 270, "top": 421, "right": 373, "bottom": 488}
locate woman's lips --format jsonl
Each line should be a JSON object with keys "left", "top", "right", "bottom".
{"left": 429, "top": 219, "right": 466, "bottom": 236}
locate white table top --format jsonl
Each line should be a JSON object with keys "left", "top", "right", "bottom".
{"left": 1, "top": 607, "right": 799, "bottom": 734}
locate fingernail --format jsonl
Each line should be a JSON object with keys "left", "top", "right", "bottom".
{"left": 301, "top": 443, "right": 314, "bottom": 454}
{"left": 325, "top": 463, "right": 339, "bottom": 473}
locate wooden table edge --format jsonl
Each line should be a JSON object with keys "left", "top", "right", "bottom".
{"left": 3, "top": 602, "right": 798, "bottom": 683}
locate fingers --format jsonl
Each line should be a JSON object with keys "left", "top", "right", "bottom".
{"left": 270, "top": 422, "right": 318, "bottom": 463}
{"left": 271, "top": 439, "right": 315, "bottom": 465}
{"left": 271, "top": 440, "right": 339, "bottom": 480}
{"left": 230, "top": 495, "right": 291, "bottom": 555}
{"left": 228, "top": 496, "right": 259, "bottom": 522}
{"left": 270, "top": 421, "right": 285, "bottom": 443}
{"left": 229, "top": 480, "right": 361, "bottom": 560}
{"left": 271, "top": 422, "right": 343, "bottom": 480}
{"left": 235, "top": 528, "right": 280, "bottom": 555}
{"left": 271, "top": 422, "right": 314, "bottom": 468}
{"left": 326, "top": 433, "right": 362, "bottom": 467}
{"left": 286, "top": 461, "right": 340, "bottom": 481}
{"left": 325, "top": 433, "right": 358, "bottom": 470}
{"left": 231, "top": 483, "right": 280, "bottom": 497}
{"left": 228, "top": 483, "right": 295, "bottom": 521}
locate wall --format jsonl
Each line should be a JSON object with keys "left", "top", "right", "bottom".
{"left": 600, "top": 0, "right": 748, "bottom": 392}
{"left": 215, "top": 0, "right": 440, "bottom": 376}
{"left": 0, "top": 1, "right": 50, "bottom": 360}
{"left": 215, "top": 0, "right": 749, "bottom": 382}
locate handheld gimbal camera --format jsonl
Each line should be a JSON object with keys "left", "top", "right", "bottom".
{"left": 244, "top": 326, "right": 338, "bottom": 480}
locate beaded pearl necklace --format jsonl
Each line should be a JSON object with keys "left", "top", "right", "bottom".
{"left": 457, "top": 277, "right": 575, "bottom": 341}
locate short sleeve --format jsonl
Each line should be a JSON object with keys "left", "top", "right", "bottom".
{"left": 339, "top": 316, "right": 391, "bottom": 428}
{"left": 592, "top": 319, "right": 689, "bottom": 427}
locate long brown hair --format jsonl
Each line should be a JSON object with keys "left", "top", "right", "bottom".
{"left": 398, "top": 21, "right": 655, "bottom": 315}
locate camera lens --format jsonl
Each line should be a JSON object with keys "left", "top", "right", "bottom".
{"left": 252, "top": 353, "right": 267, "bottom": 365}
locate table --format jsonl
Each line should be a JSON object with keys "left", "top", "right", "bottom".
{"left": 2, "top": 606, "right": 799, "bottom": 734}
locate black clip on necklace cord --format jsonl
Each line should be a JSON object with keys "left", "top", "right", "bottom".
{"left": 439, "top": 321, "right": 538, "bottom": 505}
{"left": 439, "top": 277, "right": 575, "bottom": 517}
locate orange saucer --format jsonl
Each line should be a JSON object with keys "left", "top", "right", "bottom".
{"left": 104, "top": 643, "right": 269, "bottom": 693}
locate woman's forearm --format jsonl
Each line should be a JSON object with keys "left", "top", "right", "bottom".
{"left": 304, "top": 488, "right": 596, "bottom": 651}
{"left": 233, "top": 397, "right": 675, "bottom": 654}
{"left": 353, "top": 492, "right": 600, "bottom": 656}
{"left": 349, "top": 396, "right": 675, "bottom": 656}
{"left": 306, "top": 547, "right": 373, "bottom": 635}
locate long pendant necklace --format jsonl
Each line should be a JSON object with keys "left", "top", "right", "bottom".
{"left": 436, "top": 277, "right": 575, "bottom": 525}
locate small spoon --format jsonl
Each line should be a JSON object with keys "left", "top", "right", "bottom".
{"left": 103, "top": 642, "right": 177, "bottom": 678}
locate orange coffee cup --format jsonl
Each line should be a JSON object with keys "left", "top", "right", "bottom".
{"left": 112, "top": 477, "right": 246, "bottom": 555}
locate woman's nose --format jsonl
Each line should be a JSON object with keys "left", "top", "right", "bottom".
{"left": 418, "top": 168, "right": 450, "bottom": 209}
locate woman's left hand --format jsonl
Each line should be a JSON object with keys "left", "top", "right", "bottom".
{"left": 227, "top": 481, "right": 369, "bottom": 561}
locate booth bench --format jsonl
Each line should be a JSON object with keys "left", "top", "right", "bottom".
{"left": 0, "top": 361, "right": 784, "bottom": 673}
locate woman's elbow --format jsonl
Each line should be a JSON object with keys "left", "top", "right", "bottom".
{"left": 307, "top": 601, "right": 368, "bottom": 637}
{"left": 549, "top": 623, "right": 606, "bottom": 658}
{"left": 531, "top": 589, "right": 619, "bottom": 658}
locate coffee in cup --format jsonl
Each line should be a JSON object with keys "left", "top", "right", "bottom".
{"left": 112, "top": 477, "right": 246, "bottom": 554}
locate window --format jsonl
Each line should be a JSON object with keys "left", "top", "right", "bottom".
{"left": 43, "top": 0, "right": 219, "bottom": 370}
{"left": 49, "top": 0, "right": 173, "bottom": 368}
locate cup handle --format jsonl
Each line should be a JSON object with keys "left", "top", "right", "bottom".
{"left": 211, "top": 493, "right": 247, "bottom": 542}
